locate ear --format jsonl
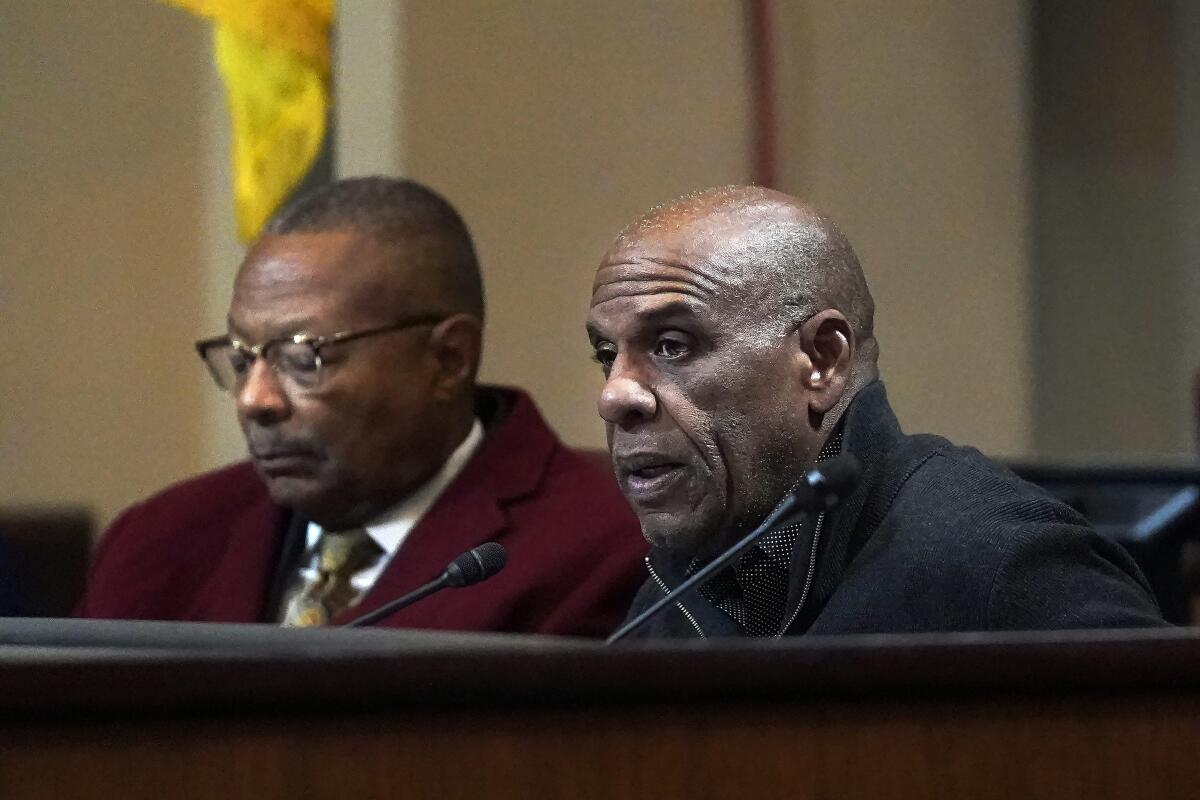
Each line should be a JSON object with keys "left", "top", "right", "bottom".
{"left": 796, "top": 310, "right": 854, "bottom": 415}
{"left": 427, "top": 313, "right": 482, "bottom": 402}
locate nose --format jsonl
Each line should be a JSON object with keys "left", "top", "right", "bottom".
{"left": 597, "top": 361, "right": 657, "bottom": 428}
{"left": 235, "top": 359, "right": 291, "bottom": 424}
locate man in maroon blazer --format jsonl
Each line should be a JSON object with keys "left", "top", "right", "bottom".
{"left": 76, "top": 178, "right": 646, "bottom": 636}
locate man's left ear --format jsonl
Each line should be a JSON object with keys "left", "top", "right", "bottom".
{"left": 428, "top": 314, "right": 483, "bottom": 402}
{"left": 796, "top": 310, "right": 854, "bottom": 414}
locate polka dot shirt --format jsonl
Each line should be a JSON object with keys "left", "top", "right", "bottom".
{"left": 695, "top": 430, "right": 845, "bottom": 637}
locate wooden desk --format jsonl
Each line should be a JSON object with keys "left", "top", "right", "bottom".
{"left": 0, "top": 620, "right": 1198, "bottom": 799}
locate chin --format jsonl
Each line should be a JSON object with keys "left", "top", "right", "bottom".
{"left": 261, "top": 476, "right": 335, "bottom": 519}
{"left": 639, "top": 512, "right": 718, "bottom": 558}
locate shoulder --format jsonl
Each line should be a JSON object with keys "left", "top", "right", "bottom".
{"left": 107, "top": 461, "right": 272, "bottom": 535}
{"left": 541, "top": 446, "right": 630, "bottom": 508}
{"left": 77, "top": 461, "right": 281, "bottom": 619}
{"left": 892, "top": 438, "right": 1086, "bottom": 541}
{"left": 90, "top": 462, "right": 276, "bottom": 576}
{"left": 136, "top": 460, "right": 269, "bottom": 506}
{"left": 473, "top": 399, "right": 647, "bottom": 635}
{"left": 876, "top": 441, "right": 1162, "bottom": 628}
{"left": 879, "top": 437, "right": 1102, "bottom": 571}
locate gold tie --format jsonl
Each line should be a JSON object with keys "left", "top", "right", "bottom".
{"left": 283, "top": 528, "right": 384, "bottom": 627}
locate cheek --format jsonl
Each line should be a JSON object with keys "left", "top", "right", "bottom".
{"left": 358, "top": 383, "right": 422, "bottom": 448}
{"left": 696, "top": 390, "right": 795, "bottom": 503}
{"left": 667, "top": 394, "right": 728, "bottom": 497}
{"left": 707, "top": 410, "right": 756, "bottom": 484}
{"left": 303, "top": 385, "right": 396, "bottom": 466}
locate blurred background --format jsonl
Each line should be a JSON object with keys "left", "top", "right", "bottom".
{"left": 2, "top": 0, "right": 1198, "bottom": 537}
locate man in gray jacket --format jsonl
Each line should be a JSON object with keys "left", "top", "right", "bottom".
{"left": 586, "top": 185, "right": 1164, "bottom": 638}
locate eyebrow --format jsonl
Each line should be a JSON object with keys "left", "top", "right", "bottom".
{"left": 590, "top": 277, "right": 710, "bottom": 304}
{"left": 586, "top": 298, "right": 701, "bottom": 342}
{"left": 637, "top": 297, "right": 701, "bottom": 320}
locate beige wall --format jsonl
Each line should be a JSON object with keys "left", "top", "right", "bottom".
{"left": 1034, "top": 1, "right": 1197, "bottom": 460}
{"left": 371, "top": 1, "right": 1033, "bottom": 456}
{"left": 398, "top": 0, "right": 751, "bottom": 448}
{"left": 1, "top": 3, "right": 223, "bottom": 526}
{"left": 1182, "top": 1, "right": 1200, "bottom": 456}
{"left": 3, "top": 1, "right": 1041, "bottom": 530}
{"left": 776, "top": 0, "right": 1033, "bottom": 457}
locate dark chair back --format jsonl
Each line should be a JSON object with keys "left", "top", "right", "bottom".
{"left": 1010, "top": 464, "right": 1200, "bottom": 624}
{"left": 0, "top": 508, "right": 92, "bottom": 616}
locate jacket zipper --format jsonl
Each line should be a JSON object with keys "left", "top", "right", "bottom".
{"left": 777, "top": 512, "right": 824, "bottom": 638}
{"left": 645, "top": 509, "right": 826, "bottom": 640}
{"left": 645, "top": 557, "right": 707, "bottom": 638}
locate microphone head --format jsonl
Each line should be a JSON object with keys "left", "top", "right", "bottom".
{"left": 801, "top": 452, "right": 862, "bottom": 510}
{"left": 443, "top": 542, "right": 508, "bottom": 588}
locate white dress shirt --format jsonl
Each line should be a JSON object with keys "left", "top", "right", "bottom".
{"left": 303, "top": 418, "right": 484, "bottom": 597}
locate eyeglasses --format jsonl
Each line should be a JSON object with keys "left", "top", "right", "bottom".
{"left": 195, "top": 314, "right": 447, "bottom": 393}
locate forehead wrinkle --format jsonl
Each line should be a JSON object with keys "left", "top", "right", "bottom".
{"left": 640, "top": 255, "right": 730, "bottom": 293}
{"left": 598, "top": 256, "right": 725, "bottom": 295}
{"left": 593, "top": 257, "right": 721, "bottom": 301}
{"left": 589, "top": 278, "right": 710, "bottom": 307}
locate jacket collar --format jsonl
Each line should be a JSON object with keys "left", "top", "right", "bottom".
{"left": 782, "top": 379, "right": 922, "bottom": 633}
{"left": 182, "top": 387, "right": 562, "bottom": 623}
{"left": 642, "top": 379, "right": 915, "bottom": 637}
{"left": 641, "top": 546, "right": 745, "bottom": 638}
{"left": 334, "top": 385, "right": 560, "bottom": 623}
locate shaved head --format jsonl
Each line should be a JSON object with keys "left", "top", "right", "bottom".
{"left": 617, "top": 185, "right": 877, "bottom": 366}
{"left": 589, "top": 185, "right": 878, "bottom": 553}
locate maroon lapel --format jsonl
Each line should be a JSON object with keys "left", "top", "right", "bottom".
{"left": 338, "top": 387, "right": 556, "bottom": 626}
{"left": 184, "top": 491, "right": 291, "bottom": 622}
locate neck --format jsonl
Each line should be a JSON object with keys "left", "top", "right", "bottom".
{"left": 305, "top": 407, "right": 479, "bottom": 530}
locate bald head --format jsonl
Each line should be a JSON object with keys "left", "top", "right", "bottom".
{"left": 589, "top": 186, "right": 879, "bottom": 554}
{"left": 616, "top": 185, "right": 876, "bottom": 364}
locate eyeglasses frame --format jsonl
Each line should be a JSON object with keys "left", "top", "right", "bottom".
{"left": 194, "top": 313, "right": 449, "bottom": 392}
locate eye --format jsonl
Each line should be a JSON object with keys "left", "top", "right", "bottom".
{"left": 226, "top": 345, "right": 252, "bottom": 375}
{"left": 652, "top": 334, "right": 690, "bottom": 360}
{"left": 592, "top": 342, "right": 617, "bottom": 376}
{"left": 277, "top": 342, "right": 320, "bottom": 375}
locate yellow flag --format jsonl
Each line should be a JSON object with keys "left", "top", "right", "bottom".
{"left": 160, "top": 0, "right": 334, "bottom": 242}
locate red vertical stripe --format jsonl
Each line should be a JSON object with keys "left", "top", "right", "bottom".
{"left": 744, "top": 0, "right": 778, "bottom": 188}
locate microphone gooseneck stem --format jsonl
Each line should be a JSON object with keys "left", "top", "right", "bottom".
{"left": 342, "top": 574, "right": 447, "bottom": 628}
{"left": 606, "top": 490, "right": 803, "bottom": 644}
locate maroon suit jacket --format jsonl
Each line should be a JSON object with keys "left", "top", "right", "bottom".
{"left": 76, "top": 388, "right": 647, "bottom": 637}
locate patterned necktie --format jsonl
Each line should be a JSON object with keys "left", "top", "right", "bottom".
{"left": 282, "top": 528, "right": 385, "bottom": 627}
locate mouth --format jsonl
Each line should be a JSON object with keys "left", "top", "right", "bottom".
{"left": 249, "top": 446, "right": 320, "bottom": 477}
{"left": 616, "top": 454, "right": 689, "bottom": 503}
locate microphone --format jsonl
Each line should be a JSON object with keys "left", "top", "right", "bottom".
{"left": 342, "top": 542, "right": 507, "bottom": 628}
{"left": 606, "top": 453, "right": 861, "bottom": 643}
{"left": 784, "top": 451, "right": 861, "bottom": 513}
